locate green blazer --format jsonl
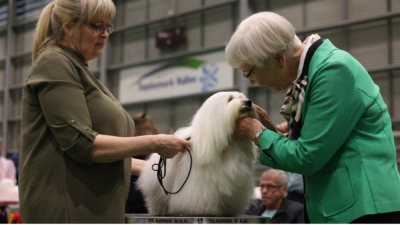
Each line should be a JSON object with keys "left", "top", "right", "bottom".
{"left": 259, "top": 40, "right": 400, "bottom": 223}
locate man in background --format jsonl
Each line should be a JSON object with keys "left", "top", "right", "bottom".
{"left": 247, "top": 169, "right": 303, "bottom": 223}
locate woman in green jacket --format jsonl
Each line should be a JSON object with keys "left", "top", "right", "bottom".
{"left": 226, "top": 12, "right": 400, "bottom": 223}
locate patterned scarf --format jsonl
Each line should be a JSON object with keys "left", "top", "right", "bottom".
{"left": 280, "top": 35, "right": 323, "bottom": 140}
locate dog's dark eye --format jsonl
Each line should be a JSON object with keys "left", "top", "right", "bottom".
{"left": 228, "top": 96, "right": 233, "bottom": 102}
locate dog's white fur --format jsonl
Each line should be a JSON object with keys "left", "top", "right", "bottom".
{"left": 137, "top": 91, "right": 258, "bottom": 216}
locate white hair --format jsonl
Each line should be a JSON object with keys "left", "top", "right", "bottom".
{"left": 225, "top": 11, "right": 302, "bottom": 70}
{"left": 262, "top": 169, "right": 288, "bottom": 186}
{"left": 138, "top": 91, "right": 259, "bottom": 216}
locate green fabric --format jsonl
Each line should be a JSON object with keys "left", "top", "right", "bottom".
{"left": 259, "top": 40, "right": 400, "bottom": 223}
{"left": 20, "top": 45, "right": 135, "bottom": 223}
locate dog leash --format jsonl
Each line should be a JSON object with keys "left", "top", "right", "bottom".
{"left": 152, "top": 137, "right": 192, "bottom": 195}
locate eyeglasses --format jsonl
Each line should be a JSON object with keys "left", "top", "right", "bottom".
{"left": 243, "top": 65, "right": 256, "bottom": 78}
{"left": 89, "top": 23, "right": 116, "bottom": 35}
{"left": 260, "top": 184, "right": 283, "bottom": 192}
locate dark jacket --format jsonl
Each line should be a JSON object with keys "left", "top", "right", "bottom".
{"left": 246, "top": 198, "right": 304, "bottom": 223}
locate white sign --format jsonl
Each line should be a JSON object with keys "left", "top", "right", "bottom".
{"left": 119, "top": 51, "right": 233, "bottom": 104}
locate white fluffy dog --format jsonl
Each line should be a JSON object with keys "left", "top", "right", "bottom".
{"left": 137, "top": 91, "right": 259, "bottom": 216}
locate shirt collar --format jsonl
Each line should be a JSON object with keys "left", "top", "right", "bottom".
{"left": 56, "top": 45, "right": 88, "bottom": 67}
{"left": 293, "top": 34, "right": 318, "bottom": 83}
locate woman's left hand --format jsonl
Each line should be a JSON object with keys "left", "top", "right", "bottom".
{"left": 254, "top": 104, "right": 277, "bottom": 132}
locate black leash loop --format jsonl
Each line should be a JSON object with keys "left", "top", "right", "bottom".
{"left": 152, "top": 137, "right": 192, "bottom": 195}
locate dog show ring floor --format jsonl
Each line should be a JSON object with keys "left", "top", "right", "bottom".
{"left": 125, "top": 214, "right": 270, "bottom": 223}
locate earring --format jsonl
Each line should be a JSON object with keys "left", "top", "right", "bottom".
{"left": 280, "top": 64, "right": 284, "bottom": 68}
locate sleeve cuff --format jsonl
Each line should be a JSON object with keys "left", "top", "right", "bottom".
{"left": 259, "top": 129, "right": 281, "bottom": 168}
{"left": 64, "top": 118, "right": 98, "bottom": 166}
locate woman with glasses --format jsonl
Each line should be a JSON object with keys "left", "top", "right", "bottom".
{"left": 20, "top": 0, "right": 190, "bottom": 223}
{"left": 228, "top": 12, "right": 400, "bottom": 223}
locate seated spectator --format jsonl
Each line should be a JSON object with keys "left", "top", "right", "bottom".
{"left": 247, "top": 169, "right": 303, "bottom": 223}
{"left": 10, "top": 152, "right": 18, "bottom": 185}
{"left": 10, "top": 135, "right": 21, "bottom": 185}
{"left": 285, "top": 172, "right": 304, "bottom": 204}
{"left": 0, "top": 137, "right": 16, "bottom": 185}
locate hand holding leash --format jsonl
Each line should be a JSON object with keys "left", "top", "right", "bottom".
{"left": 153, "top": 134, "right": 191, "bottom": 158}
{"left": 152, "top": 137, "right": 192, "bottom": 195}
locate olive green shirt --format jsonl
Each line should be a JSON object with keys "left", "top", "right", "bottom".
{"left": 20, "top": 45, "right": 134, "bottom": 223}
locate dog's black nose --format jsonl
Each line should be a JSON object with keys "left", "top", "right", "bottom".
{"left": 245, "top": 100, "right": 252, "bottom": 107}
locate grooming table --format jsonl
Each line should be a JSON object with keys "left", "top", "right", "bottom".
{"left": 125, "top": 214, "right": 269, "bottom": 223}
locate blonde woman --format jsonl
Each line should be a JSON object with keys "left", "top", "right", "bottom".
{"left": 20, "top": 0, "right": 190, "bottom": 223}
{"left": 228, "top": 12, "right": 400, "bottom": 223}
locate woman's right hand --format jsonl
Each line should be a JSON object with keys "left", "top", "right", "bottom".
{"left": 153, "top": 134, "right": 191, "bottom": 158}
{"left": 91, "top": 134, "right": 191, "bottom": 163}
